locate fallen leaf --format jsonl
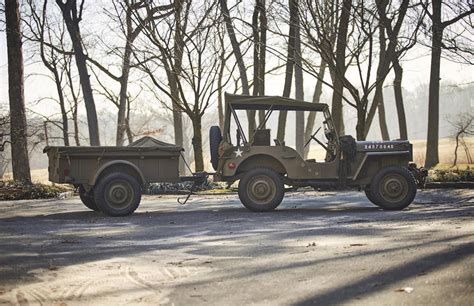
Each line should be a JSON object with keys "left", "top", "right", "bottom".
{"left": 395, "top": 287, "right": 414, "bottom": 293}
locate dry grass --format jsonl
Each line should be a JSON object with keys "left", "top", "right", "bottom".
{"left": 3, "top": 169, "right": 51, "bottom": 184}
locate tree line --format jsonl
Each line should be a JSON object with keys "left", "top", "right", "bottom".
{"left": 2, "top": 0, "right": 473, "bottom": 182}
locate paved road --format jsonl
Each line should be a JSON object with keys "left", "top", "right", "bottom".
{"left": 0, "top": 189, "right": 473, "bottom": 305}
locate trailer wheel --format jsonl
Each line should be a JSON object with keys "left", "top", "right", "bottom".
{"left": 94, "top": 172, "right": 141, "bottom": 216}
{"left": 238, "top": 168, "right": 284, "bottom": 212}
{"left": 209, "top": 126, "right": 222, "bottom": 170}
{"left": 78, "top": 185, "right": 99, "bottom": 211}
{"left": 369, "top": 166, "right": 417, "bottom": 210}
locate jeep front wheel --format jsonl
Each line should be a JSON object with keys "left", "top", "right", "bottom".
{"left": 369, "top": 166, "right": 417, "bottom": 210}
{"left": 238, "top": 168, "right": 284, "bottom": 212}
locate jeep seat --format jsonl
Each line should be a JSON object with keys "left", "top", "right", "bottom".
{"left": 253, "top": 129, "right": 271, "bottom": 146}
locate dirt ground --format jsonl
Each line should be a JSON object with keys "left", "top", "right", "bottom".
{"left": 0, "top": 189, "right": 473, "bottom": 306}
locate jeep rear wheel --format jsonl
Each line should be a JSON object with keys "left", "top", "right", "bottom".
{"left": 78, "top": 185, "right": 99, "bottom": 211}
{"left": 238, "top": 168, "right": 284, "bottom": 212}
{"left": 94, "top": 173, "right": 142, "bottom": 216}
{"left": 369, "top": 166, "right": 417, "bottom": 210}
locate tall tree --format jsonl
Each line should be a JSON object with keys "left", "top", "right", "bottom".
{"left": 330, "top": 0, "right": 351, "bottom": 136}
{"left": 276, "top": 0, "right": 297, "bottom": 141}
{"left": 252, "top": 0, "right": 267, "bottom": 126}
{"left": 219, "top": 0, "right": 256, "bottom": 134}
{"left": 56, "top": 0, "right": 100, "bottom": 145}
{"left": 5, "top": 0, "right": 32, "bottom": 182}
{"left": 422, "top": 1, "right": 474, "bottom": 168}
{"left": 25, "top": 0, "right": 71, "bottom": 146}
{"left": 293, "top": 0, "right": 304, "bottom": 155}
{"left": 87, "top": 0, "right": 170, "bottom": 146}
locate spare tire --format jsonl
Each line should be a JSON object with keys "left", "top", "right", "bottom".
{"left": 209, "top": 126, "right": 223, "bottom": 170}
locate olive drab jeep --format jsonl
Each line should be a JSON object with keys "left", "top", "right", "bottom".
{"left": 210, "top": 93, "right": 423, "bottom": 212}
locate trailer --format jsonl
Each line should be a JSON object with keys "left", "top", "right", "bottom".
{"left": 44, "top": 136, "right": 205, "bottom": 216}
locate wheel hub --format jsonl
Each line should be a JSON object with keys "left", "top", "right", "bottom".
{"left": 381, "top": 174, "right": 407, "bottom": 202}
{"left": 107, "top": 181, "right": 132, "bottom": 208}
{"left": 248, "top": 176, "right": 276, "bottom": 205}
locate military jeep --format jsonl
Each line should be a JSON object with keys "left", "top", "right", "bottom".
{"left": 210, "top": 93, "right": 420, "bottom": 212}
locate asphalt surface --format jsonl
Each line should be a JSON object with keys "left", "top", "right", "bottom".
{"left": 0, "top": 189, "right": 473, "bottom": 305}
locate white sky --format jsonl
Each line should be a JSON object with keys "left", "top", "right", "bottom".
{"left": 1, "top": 1, "right": 473, "bottom": 124}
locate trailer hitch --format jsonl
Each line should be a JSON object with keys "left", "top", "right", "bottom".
{"left": 177, "top": 172, "right": 208, "bottom": 205}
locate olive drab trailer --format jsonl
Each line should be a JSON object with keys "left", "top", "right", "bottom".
{"left": 44, "top": 136, "right": 205, "bottom": 216}
{"left": 209, "top": 93, "right": 426, "bottom": 212}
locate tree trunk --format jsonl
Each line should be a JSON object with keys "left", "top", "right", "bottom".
{"left": 355, "top": 103, "right": 366, "bottom": 141}
{"left": 172, "top": 0, "right": 185, "bottom": 173}
{"left": 293, "top": 0, "right": 304, "bottom": 155}
{"left": 73, "top": 103, "right": 80, "bottom": 146}
{"left": 191, "top": 116, "right": 204, "bottom": 172}
{"left": 57, "top": 0, "right": 100, "bottom": 146}
{"left": 254, "top": 0, "right": 266, "bottom": 126}
{"left": 116, "top": 40, "right": 132, "bottom": 146}
{"left": 393, "top": 58, "right": 408, "bottom": 140}
{"left": 217, "top": 47, "right": 226, "bottom": 130}
{"left": 219, "top": 0, "right": 255, "bottom": 134}
{"left": 5, "top": 0, "right": 31, "bottom": 182}
{"left": 366, "top": 18, "right": 390, "bottom": 140}
{"left": 304, "top": 59, "right": 327, "bottom": 159}
{"left": 425, "top": 1, "right": 442, "bottom": 168}
{"left": 277, "top": 0, "right": 296, "bottom": 141}
{"left": 52, "top": 69, "right": 70, "bottom": 146}
{"left": 331, "top": 0, "right": 351, "bottom": 135}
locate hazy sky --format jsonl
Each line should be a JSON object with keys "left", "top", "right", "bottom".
{"left": 1, "top": 9, "right": 473, "bottom": 119}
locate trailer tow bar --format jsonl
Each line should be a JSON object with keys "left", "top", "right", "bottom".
{"left": 177, "top": 172, "right": 208, "bottom": 205}
{"left": 177, "top": 153, "right": 209, "bottom": 205}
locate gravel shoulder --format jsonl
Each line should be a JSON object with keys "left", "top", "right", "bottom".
{"left": 0, "top": 189, "right": 473, "bottom": 305}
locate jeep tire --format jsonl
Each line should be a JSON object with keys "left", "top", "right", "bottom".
{"left": 94, "top": 173, "right": 142, "bottom": 216}
{"left": 209, "top": 126, "right": 223, "bottom": 170}
{"left": 368, "top": 166, "right": 417, "bottom": 210}
{"left": 238, "top": 168, "right": 284, "bottom": 212}
{"left": 78, "top": 185, "right": 99, "bottom": 211}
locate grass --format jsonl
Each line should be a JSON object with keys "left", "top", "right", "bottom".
{"left": 0, "top": 181, "right": 72, "bottom": 201}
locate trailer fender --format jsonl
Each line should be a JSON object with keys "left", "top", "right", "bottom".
{"left": 91, "top": 160, "right": 146, "bottom": 186}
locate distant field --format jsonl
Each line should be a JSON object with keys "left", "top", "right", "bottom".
{"left": 2, "top": 137, "right": 473, "bottom": 184}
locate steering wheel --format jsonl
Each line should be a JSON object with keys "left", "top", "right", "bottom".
{"left": 304, "top": 127, "right": 322, "bottom": 148}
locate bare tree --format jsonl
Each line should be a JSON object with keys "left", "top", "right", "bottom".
{"left": 56, "top": 0, "right": 100, "bottom": 145}
{"left": 5, "top": 0, "right": 31, "bottom": 182}
{"left": 449, "top": 114, "right": 473, "bottom": 166}
{"left": 219, "top": 0, "right": 256, "bottom": 134}
{"left": 24, "top": 0, "right": 72, "bottom": 146}
{"left": 276, "top": 0, "right": 297, "bottom": 141}
{"left": 421, "top": 1, "right": 474, "bottom": 168}
{"left": 86, "top": 0, "right": 170, "bottom": 146}
{"left": 252, "top": 0, "right": 267, "bottom": 126}
{"left": 302, "top": 0, "right": 338, "bottom": 159}
{"left": 137, "top": 0, "right": 219, "bottom": 171}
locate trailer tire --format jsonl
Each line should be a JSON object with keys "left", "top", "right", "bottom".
{"left": 94, "top": 172, "right": 141, "bottom": 216}
{"left": 78, "top": 185, "right": 99, "bottom": 211}
{"left": 369, "top": 166, "right": 417, "bottom": 210}
{"left": 209, "top": 126, "right": 222, "bottom": 170}
{"left": 238, "top": 168, "right": 284, "bottom": 212}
